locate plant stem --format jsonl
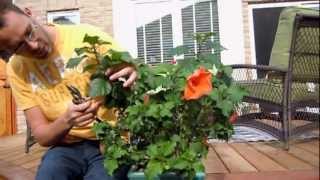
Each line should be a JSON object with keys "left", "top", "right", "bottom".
{"left": 93, "top": 44, "right": 99, "bottom": 64}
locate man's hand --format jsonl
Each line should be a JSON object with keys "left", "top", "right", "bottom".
{"left": 63, "top": 100, "right": 102, "bottom": 127}
{"left": 105, "top": 64, "right": 137, "bottom": 88}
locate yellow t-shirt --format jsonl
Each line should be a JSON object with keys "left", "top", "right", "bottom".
{"left": 7, "top": 24, "right": 122, "bottom": 142}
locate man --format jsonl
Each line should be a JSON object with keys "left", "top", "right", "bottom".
{"left": 0, "top": 2, "right": 137, "bottom": 180}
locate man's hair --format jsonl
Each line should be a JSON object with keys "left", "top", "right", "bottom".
{"left": 0, "top": 1, "right": 25, "bottom": 28}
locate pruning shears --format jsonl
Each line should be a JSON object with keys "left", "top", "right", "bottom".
{"left": 66, "top": 85, "right": 101, "bottom": 122}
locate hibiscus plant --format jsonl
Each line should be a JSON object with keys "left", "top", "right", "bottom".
{"left": 67, "top": 32, "right": 247, "bottom": 180}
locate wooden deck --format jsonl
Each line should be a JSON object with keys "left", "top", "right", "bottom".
{"left": 0, "top": 134, "right": 318, "bottom": 180}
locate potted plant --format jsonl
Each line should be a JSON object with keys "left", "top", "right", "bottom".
{"left": 67, "top": 33, "right": 247, "bottom": 180}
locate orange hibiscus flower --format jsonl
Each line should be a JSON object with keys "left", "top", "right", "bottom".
{"left": 183, "top": 67, "right": 213, "bottom": 100}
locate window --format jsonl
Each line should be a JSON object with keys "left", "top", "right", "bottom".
{"left": 137, "top": 15, "right": 173, "bottom": 64}
{"left": 136, "top": 0, "right": 220, "bottom": 64}
{"left": 47, "top": 10, "right": 80, "bottom": 25}
{"left": 181, "top": 1, "right": 220, "bottom": 58}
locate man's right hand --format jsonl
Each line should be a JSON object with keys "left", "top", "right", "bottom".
{"left": 63, "top": 100, "right": 102, "bottom": 128}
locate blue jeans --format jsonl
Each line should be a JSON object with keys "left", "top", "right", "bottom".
{"left": 36, "top": 140, "right": 129, "bottom": 180}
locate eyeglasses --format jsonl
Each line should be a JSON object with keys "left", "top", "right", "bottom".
{"left": 12, "top": 23, "right": 39, "bottom": 54}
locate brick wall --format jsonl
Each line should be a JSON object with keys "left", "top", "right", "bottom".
{"left": 14, "top": 0, "right": 113, "bottom": 35}
{"left": 242, "top": 0, "right": 252, "bottom": 64}
{"left": 13, "top": 0, "right": 113, "bottom": 133}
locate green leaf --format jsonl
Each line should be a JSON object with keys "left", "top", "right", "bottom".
{"left": 97, "top": 39, "right": 111, "bottom": 46}
{"left": 83, "top": 64, "right": 96, "bottom": 72}
{"left": 161, "top": 141, "right": 176, "bottom": 156}
{"left": 171, "top": 158, "right": 189, "bottom": 170}
{"left": 75, "top": 47, "right": 90, "bottom": 56}
{"left": 145, "top": 104, "right": 160, "bottom": 118}
{"left": 159, "top": 103, "right": 173, "bottom": 118}
{"left": 92, "top": 122, "right": 109, "bottom": 139}
{"left": 207, "top": 41, "right": 227, "bottom": 53}
{"left": 66, "top": 57, "right": 83, "bottom": 68}
{"left": 193, "top": 161, "right": 205, "bottom": 172}
{"left": 131, "top": 151, "right": 144, "bottom": 161}
{"left": 107, "top": 145, "right": 127, "bottom": 159}
{"left": 119, "top": 51, "right": 135, "bottom": 63}
{"left": 100, "top": 55, "right": 110, "bottom": 69}
{"left": 190, "top": 142, "right": 203, "bottom": 153}
{"left": 104, "top": 158, "right": 118, "bottom": 175}
{"left": 145, "top": 160, "right": 163, "bottom": 180}
{"left": 111, "top": 50, "right": 122, "bottom": 62}
{"left": 222, "top": 66, "right": 233, "bottom": 76}
{"left": 89, "top": 77, "right": 111, "bottom": 97}
{"left": 209, "top": 89, "right": 219, "bottom": 101}
{"left": 147, "top": 144, "right": 159, "bottom": 158}
{"left": 169, "top": 45, "right": 190, "bottom": 56}
{"left": 227, "top": 85, "right": 248, "bottom": 103}
{"left": 171, "top": 135, "right": 181, "bottom": 142}
{"left": 181, "top": 149, "right": 197, "bottom": 161}
{"left": 83, "top": 34, "right": 99, "bottom": 45}
{"left": 217, "top": 100, "right": 234, "bottom": 117}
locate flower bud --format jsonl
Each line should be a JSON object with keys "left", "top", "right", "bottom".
{"left": 143, "top": 94, "right": 150, "bottom": 105}
{"left": 229, "top": 112, "right": 238, "bottom": 124}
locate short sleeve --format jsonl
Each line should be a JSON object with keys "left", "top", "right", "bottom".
{"left": 6, "top": 59, "right": 37, "bottom": 110}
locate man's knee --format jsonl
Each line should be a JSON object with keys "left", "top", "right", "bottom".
{"left": 36, "top": 147, "right": 83, "bottom": 179}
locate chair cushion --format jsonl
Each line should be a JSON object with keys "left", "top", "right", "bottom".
{"left": 236, "top": 80, "right": 319, "bottom": 105}
{"left": 269, "top": 7, "right": 319, "bottom": 69}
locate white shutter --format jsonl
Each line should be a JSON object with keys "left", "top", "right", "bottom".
{"left": 145, "top": 20, "right": 161, "bottom": 64}
{"left": 162, "top": 15, "right": 174, "bottom": 63}
{"left": 135, "top": 0, "right": 220, "bottom": 64}
{"left": 137, "top": 15, "right": 174, "bottom": 64}
{"left": 136, "top": 26, "right": 145, "bottom": 60}
{"left": 195, "top": 1, "right": 212, "bottom": 53}
{"left": 182, "top": 5, "right": 195, "bottom": 58}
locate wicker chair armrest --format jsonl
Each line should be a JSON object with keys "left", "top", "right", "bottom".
{"left": 229, "top": 64, "right": 287, "bottom": 74}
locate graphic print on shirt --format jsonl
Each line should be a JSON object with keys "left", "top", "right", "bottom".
{"left": 53, "top": 56, "right": 66, "bottom": 78}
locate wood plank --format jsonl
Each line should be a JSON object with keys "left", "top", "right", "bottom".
{"left": 295, "top": 140, "right": 319, "bottom": 155}
{"left": 230, "top": 143, "right": 286, "bottom": 171}
{"left": 5, "top": 147, "right": 45, "bottom": 162}
{"left": 213, "top": 143, "right": 257, "bottom": 173}
{"left": 0, "top": 145, "right": 25, "bottom": 157}
{"left": 0, "top": 134, "right": 25, "bottom": 149}
{"left": 251, "top": 143, "right": 313, "bottom": 170}
{"left": 203, "top": 146, "right": 228, "bottom": 174}
{"left": 0, "top": 134, "right": 318, "bottom": 179}
{"left": 0, "top": 146, "right": 26, "bottom": 160}
{"left": 288, "top": 146, "right": 319, "bottom": 167}
{"left": 21, "top": 158, "right": 41, "bottom": 169}
{"left": 0, "top": 160, "right": 34, "bottom": 180}
{"left": 206, "top": 170, "right": 319, "bottom": 180}
{"left": 11, "top": 150, "right": 44, "bottom": 165}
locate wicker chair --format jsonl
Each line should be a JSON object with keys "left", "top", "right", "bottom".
{"left": 231, "top": 7, "right": 319, "bottom": 149}
{"left": 25, "top": 120, "right": 36, "bottom": 153}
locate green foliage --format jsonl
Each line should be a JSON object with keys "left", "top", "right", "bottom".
{"left": 67, "top": 32, "right": 247, "bottom": 180}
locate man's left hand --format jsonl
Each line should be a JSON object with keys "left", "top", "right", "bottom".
{"left": 105, "top": 64, "right": 137, "bottom": 88}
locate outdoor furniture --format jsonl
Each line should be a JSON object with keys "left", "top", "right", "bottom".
{"left": 231, "top": 7, "right": 319, "bottom": 149}
{"left": 25, "top": 121, "right": 36, "bottom": 153}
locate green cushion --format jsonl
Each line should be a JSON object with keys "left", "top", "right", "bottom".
{"left": 269, "top": 7, "right": 319, "bottom": 69}
{"left": 236, "top": 80, "right": 319, "bottom": 105}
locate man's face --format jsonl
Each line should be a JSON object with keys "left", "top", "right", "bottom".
{"left": 0, "top": 11, "right": 53, "bottom": 59}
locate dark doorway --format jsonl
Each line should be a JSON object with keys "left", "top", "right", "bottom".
{"left": 252, "top": 7, "right": 284, "bottom": 66}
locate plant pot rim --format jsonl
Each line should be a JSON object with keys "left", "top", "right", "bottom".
{"left": 127, "top": 171, "right": 205, "bottom": 180}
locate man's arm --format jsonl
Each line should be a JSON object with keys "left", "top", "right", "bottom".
{"left": 25, "top": 100, "right": 101, "bottom": 147}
